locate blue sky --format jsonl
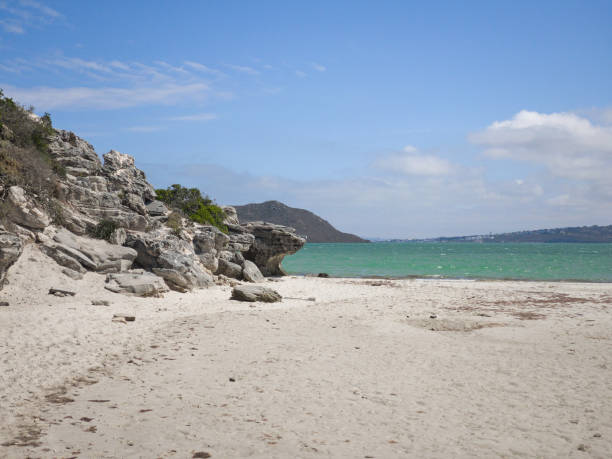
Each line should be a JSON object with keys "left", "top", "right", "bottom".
{"left": 1, "top": 0, "right": 611, "bottom": 238}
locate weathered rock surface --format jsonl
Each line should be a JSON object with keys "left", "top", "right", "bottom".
{"left": 230, "top": 285, "right": 282, "bottom": 302}
{"left": 103, "top": 150, "right": 156, "bottom": 203}
{"left": 127, "top": 230, "right": 213, "bottom": 292}
{"left": 4, "top": 186, "right": 50, "bottom": 229}
{"left": 146, "top": 200, "right": 168, "bottom": 216}
{"left": 0, "top": 228, "right": 23, "bottom": 286}
{"left": 105, "top": 271, "right": 169, "bottom": 297}
{"left": 242, "top": 222, "right": 306, "bottom": 276}
{"left": 217, "top": 258, "right": 243, "bottom": 280}
{"left": 50, "top": 228, "right": 136, "bottom": 273}
{"left": 242, "top": 260, "right": 264, "bottom": 283}
{"left": 222, "top": 206, "right": 240, "bottom": 225}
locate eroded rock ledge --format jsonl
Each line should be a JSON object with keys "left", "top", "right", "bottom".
{"left": 0, "top": 129, "right": 305, "bottom": 295}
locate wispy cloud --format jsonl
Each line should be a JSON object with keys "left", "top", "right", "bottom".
{"left": 168, "top": 112, "right": 217, "bottom": 122}
{"left": 295, "top": 70, "right": 307, "bottom": 78}
{"left": 0, "top": 0, "right": 63, "bottom": 33}
{"left": 183, "top": 60, "right": 224, "bottom": 77}
{"left": 124, "top": 125, "right": 165, "bottom": 133}
{"left": 224, "top": 64, "right": 260, "bottom": 75}
{"left": 2, "top": 83, "right": 210, "bottom": 110}
{"left": 0, "top": 55, "right": 225, "bottom": 110}
{"left": 311, "top": 62, "right": 326, "bottom": 72}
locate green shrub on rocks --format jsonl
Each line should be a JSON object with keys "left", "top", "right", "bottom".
{"left": 155, "top": 184, "right": 228, "bottom": 233}
{"left": 91, "top": 220, "right": 119, "bottom": 241}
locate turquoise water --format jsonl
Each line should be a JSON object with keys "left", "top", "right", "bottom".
{"left": 282, "top": 242, "right": 612, "bottom": 282}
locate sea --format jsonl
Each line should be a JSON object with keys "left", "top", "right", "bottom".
{"left": 281, "top": 242, "right": 612, "bottom": 282}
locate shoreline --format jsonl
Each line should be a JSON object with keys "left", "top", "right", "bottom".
{"left": 293, "top": 271, "right": 612, "bottom": 284}
{"left": 2, "top": 245, "right": 612, "bottom": 457}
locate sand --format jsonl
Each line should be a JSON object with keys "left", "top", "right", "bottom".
{"left": 1, "top": 244, "right": 612, "bottom": 458}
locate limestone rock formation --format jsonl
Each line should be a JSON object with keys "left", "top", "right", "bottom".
{"left": 0, "top": 117, "right": 306, "bottom": 295}
{"left": 242, "top": 222, "right": 306, "bottom": 276}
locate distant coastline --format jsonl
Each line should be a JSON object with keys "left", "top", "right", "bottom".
{"left": 370, "top": 224, "right": 612, "bottom": 244}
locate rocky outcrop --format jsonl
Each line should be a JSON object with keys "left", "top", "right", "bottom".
{"left": 241, "top": 222, "right": 306, "bottom": 276}
{"left": 0, "top": 228, "right": 23, "bottom": 286}
{"left": 49, "top": 132, "right": 153, "bottom": 235}
{"left": 0, "top": 124, "right": 306, "bottom": 295}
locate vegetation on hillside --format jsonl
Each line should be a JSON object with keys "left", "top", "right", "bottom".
{"left": 155, "top": 184, "right": 227, "bottom": 233}
{"left": 0, "top": 89, "right": 64, "bottom": 223}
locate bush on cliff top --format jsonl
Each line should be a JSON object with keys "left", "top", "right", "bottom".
{"left": 155, "top": 184, "right": 228, "bottom": 233}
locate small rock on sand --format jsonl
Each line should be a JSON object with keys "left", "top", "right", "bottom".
{"left": 92, "top": 300, "right": 110, "bottom": 306}
{"left": 112, "top": 313, "right": 135, "bottom": 323}
{"left": 231, "top": 285, "right": 282, "bottom": 303}
{"left": 0, "top": 301, "right": 9, "bottom": 307}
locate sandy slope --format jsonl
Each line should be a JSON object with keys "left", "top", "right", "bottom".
{"left": 1, "top": 244, "right": 611, "bottom": 458}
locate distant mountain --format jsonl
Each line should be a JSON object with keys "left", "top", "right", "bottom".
{"left": 405, "top": 225, "right": 612, "bottom": 243}
{"left": 233, "top": 201, "right": 369, "bottom": 243}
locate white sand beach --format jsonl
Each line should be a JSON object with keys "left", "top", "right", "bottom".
{"left": 1, "top": 244, "right": 612, "bottom": 458}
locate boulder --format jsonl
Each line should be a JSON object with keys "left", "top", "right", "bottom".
{"left": 4, "top": 186, "right": 50, "bottom": 230}
{"left": 217, "top": 258, "right": 242, "bottom": 280}
{"left": 230, "top": 285, "right": 282, "bottom": 303}
{"left": 242, "top": 260, "right": 264, "bottom": 283}
{"left": 105, "top": 271, "right": 169, "bottom": 297}
{"left": 242, "top": 222, "right": 306, "bottom": 276}
{"left": 0, "top": 228, "right": 23, "bottom": 287}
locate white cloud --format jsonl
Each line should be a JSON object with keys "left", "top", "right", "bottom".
{"left": 470, "top": 110, "right": 612, "bottom": 182}
{"left": 375, "top": 147, "right": 453, "bottom": 176}
{"left": 295, "top": 70, "right": 307, "bottom": 78}
{"left": 168, "top": 113, "right": 217, "bottom": 122}
{"left": 311, "top": 62, "right": 326, "bottom": 72}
